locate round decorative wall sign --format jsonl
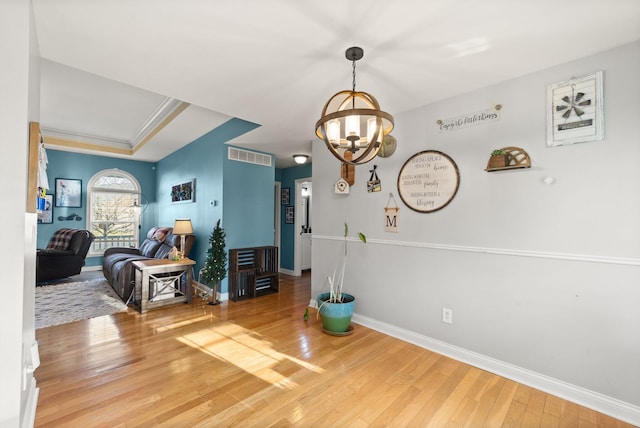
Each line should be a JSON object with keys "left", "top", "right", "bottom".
{"left": 397, "top": 150, "right": 460, "bottom": 213}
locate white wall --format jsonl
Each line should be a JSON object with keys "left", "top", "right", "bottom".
{"left": 312, "top": 41, "right": 640, "bottom": 424}
{"left": 0, "top": 1, "right": 39, "bottom": 427}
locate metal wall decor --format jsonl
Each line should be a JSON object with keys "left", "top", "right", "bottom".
{"left": 547, "top": 71, "right": 604, "bottom": 147}
{"left": 367, "top": 165, "right": 380, "bottom": 193}
{"left": 397, "top": 151, "right": 460, "bottom": 213}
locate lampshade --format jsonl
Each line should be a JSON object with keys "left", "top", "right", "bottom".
{"left": 293, "top": 154, "right": 309, "bottom": 164}
{"left": 315, "top": 46, "right": 394, "bottom": 165}
{"left": 173, "top": 219, "right": 193, "bottom": 235}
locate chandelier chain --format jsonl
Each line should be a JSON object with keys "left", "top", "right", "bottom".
{"left": 352, "top": 58, "right": 357, "bottom": 92}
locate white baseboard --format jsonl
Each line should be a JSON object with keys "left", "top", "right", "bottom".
{"left": 352, "top": 313, "right": 640, "bottom": 426}
{"left": 280, "top": 268, "right": 295, "bottom": 276}
{"left": 21, "top": 381, "right": 39, "bottom": 428}
{"left": 82, "top": 265, "right": 102, "bottom": 272}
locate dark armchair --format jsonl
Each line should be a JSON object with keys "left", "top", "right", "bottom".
{"left": 36, "top": 228, "right": 95, "bottom": 284}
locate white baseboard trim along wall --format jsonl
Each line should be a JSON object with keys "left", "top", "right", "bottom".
{"left": 311, "top": 235, "right": 640, "bottom": 425}
{"left": 351, "top": 312, "right": 640, "bottom": 426}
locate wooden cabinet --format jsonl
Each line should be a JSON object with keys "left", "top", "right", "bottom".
{"left": 229, "top": 246, "right": 279, "bottom": 301}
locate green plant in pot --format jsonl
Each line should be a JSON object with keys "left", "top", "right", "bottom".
{"left": 488, "top": 149, "right": 508, "bottom": 168}
{"left": 201, "top": 219, "right": 227, "bottom": 305}
{"left": 317, "top": 222, "right": 366, "bottom": 335}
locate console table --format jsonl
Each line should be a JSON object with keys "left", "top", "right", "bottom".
{"left": 131, "top": 258, "right": 195, "bottom": 313}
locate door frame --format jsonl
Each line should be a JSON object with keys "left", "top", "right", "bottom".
{"left": 293, "top": 177, "right": 311, "bottom": 276}
{"left": 274, "top": 181, "right": 281, "bottom": 270}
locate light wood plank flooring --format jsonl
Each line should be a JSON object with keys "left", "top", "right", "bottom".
{"left": 35, "top": 272, "right": 633, "bottom": 427}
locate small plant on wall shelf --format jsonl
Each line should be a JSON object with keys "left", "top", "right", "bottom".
{"left": 488, "top": 149, "right": 508, "bottom": 169}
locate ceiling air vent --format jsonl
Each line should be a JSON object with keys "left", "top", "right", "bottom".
{"left": 228, "top": 147, "right": 272, "bottom": 167}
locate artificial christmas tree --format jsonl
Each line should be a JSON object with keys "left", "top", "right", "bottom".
{"left": 201, "top": 219, "right": 227, "bottom": 305}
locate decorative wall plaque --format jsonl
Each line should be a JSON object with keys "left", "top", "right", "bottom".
{"left": 397, "top": 150, "right": 460, "bottom": 213}
{"left": 547, "top": 71, "right": 604, "bottom": 147}
{"left": 335, "top": 178, "right": 350, "bottom": 194}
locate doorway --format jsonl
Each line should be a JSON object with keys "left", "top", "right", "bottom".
{"left": 294, "top": 178, "right": 312, "bottom": 276}
{"left": 274, "top": 182, "right": 281, "bottom": 270}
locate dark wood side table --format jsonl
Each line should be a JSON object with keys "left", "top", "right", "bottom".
{"left": 131, "top": 258, "right": 195, "bottom": 313}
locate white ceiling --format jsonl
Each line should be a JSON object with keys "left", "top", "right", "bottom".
{"left": 32, "top": 0, "right": 640, "bottom": 168}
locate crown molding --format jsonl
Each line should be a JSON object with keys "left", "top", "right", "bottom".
{"left": 40, "top": 97, "right": 190, "bottom": 157}
{"left": 130, "top": 98, "right": 189, "bottom": 151}
{"left": 41, "top": 127, "right": 132, "bottom": 151}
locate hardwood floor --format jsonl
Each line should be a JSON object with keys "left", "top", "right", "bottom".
{"left": 35, "top": 272, "right": 632, "bottom": 427}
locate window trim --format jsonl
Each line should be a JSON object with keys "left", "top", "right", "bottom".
{"left": 87, "top": 169, "right": 142, "bottom": 256}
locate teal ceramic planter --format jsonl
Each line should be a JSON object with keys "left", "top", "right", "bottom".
{"left": 317, "top": 292, "right": 355, "bottom": 333}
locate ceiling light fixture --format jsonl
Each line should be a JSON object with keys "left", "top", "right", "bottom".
{"left": 315, "top": 46, "right": 394, "bottom": 165}
{"left": 293, "top": 154, "right": 309, "bottom": 164}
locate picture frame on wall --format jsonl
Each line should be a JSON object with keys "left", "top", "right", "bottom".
{"left": 171, "top": 179, "right": 196, "bottom": 204}
{"left": 55, "top": 178, "right": 82, "bottom": 208}
{"left": 547, "top": 71, "right": 604, "bottom": 147}
{"left": 281, "top": 188, "right": 290, "bottom": 205}
{"left": 285, "top": 206, "right": 294, "bottom": 224}
{"left": 37, "top": 194, "right": 53, "bottom": 224}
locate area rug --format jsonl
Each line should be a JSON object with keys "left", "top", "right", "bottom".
{"left": 36, "top": 278, "right": 128, "bottom": 329}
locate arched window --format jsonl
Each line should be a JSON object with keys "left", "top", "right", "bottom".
{"left": 87, "top": 169, "right": 141, "bottom": 255}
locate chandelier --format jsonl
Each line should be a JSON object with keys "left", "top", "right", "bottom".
{"left": 315, "top": 47, "right": 394, "bottom": 165}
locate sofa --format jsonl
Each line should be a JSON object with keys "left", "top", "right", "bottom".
{"left": 103, "top": 226, "right": 195, "bottom": 302}
{"left": 37, "top": 228, "right": 95, "bottom": 284}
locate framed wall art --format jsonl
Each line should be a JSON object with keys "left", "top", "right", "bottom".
{"left": 281, "top": 187, "right": 290, "bottom": 205}
{"left": 285, "top": 206, "right": 295, "bottom": 224}
{"left": 547, "top": 71, "right": 604, "bottom": 147}
{"left": 171, "top": 179, "right": 196, "bottom": 204}
{"left": 55, "top": 178, "right": 82, "bottom": 208}
{"left": 397, "top": 150, "right": 460, "bottom": 213}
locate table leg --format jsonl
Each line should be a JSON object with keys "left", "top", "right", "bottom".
{"left": 141, "top": 268, "right": 150, "bottom": 313}
{"left": 185, "top": 266, "right": 193, "bottom": 303}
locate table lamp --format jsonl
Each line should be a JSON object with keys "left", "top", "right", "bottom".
{"left": 173, "top": 219, "right": 193, "bottom": 259}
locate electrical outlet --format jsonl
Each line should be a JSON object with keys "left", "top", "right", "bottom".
{"left": 442, "top": 307, "right": 453, "bottom": 324}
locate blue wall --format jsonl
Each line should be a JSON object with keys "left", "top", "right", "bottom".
{"left": 40, "top": 118, "right": 278, "bottom": 292}
{"left": 155, "top": 118, "right": 268, "bottom": 293}
{"left": 37, "top": 150, "right": 157, "bottom": 267}
{"left": 277, "top": 163, "right": 312, "bottom": 270}
{"left": 223, "top": 147, "right": 275, "bottom": 252}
